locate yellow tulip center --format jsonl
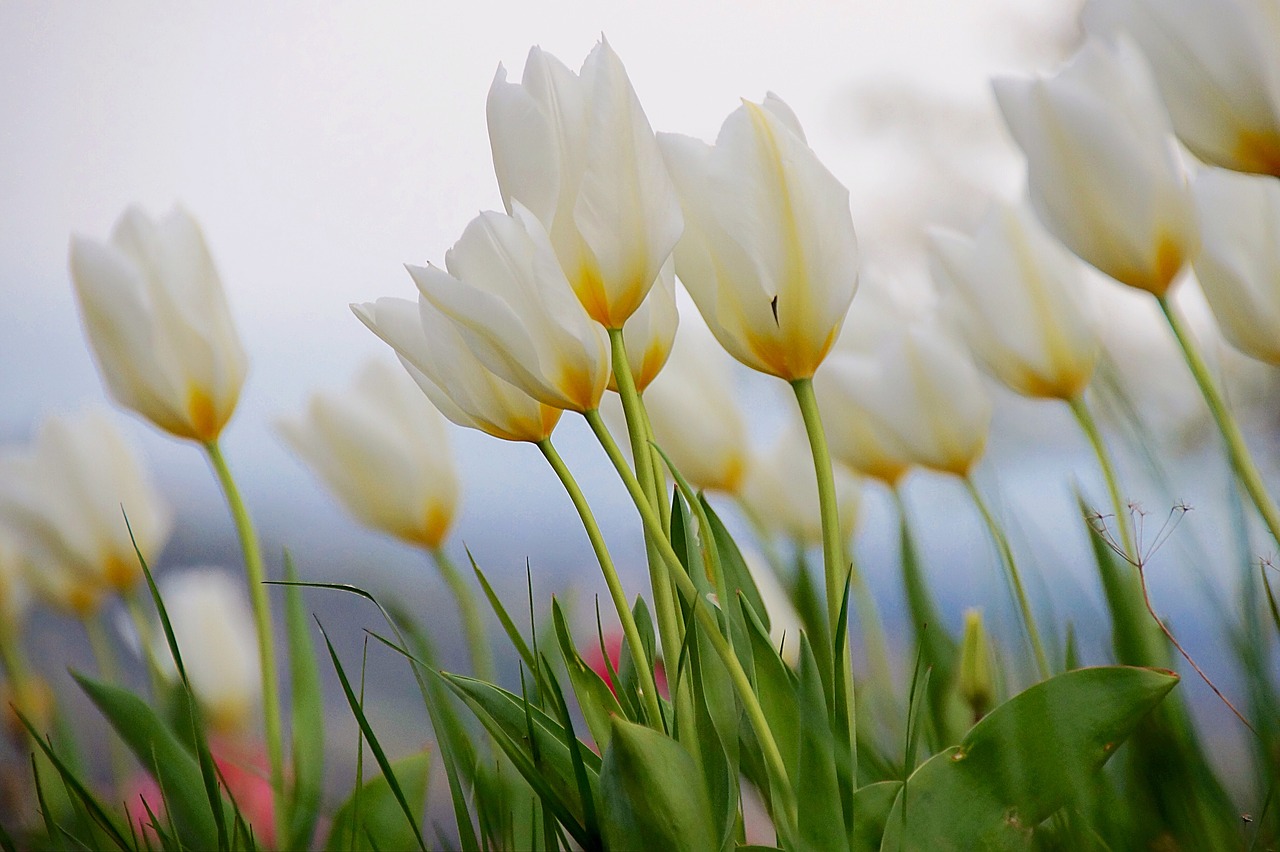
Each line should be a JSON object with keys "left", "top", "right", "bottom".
{"left": 103, "top": 551, "right": 139, "bottom": 590}
{"left": 1234, "top": 128, "right": 1280, "bottom": 178}
{"left": 186, "top": 385, "right": 222, "bottom": 442}
{"left": 1111, "top": 233, "right": 1185, "bottom": 297}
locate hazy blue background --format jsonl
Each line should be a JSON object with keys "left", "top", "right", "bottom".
{"left": 3, "top": 0, "right": 1272, "bottom": 798}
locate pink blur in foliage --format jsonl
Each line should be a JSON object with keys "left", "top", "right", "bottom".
{"left": 582, "top": 631, "right": 668, "bottom": 699}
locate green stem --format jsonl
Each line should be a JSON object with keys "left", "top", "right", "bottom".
{"left": 537, "top": 437, "right": 665, "bottom": 729}
{"left": 1068, "top": 395, "right": 1137, "bottom": 561}
{"left": 1158, "top": 296, "right": 1280, "bottom": 546}
{"left": 963, "top": 477, "right": 1051, "bottom": 680}
{"left": 124, "top": 588, "right": 167, "bottom": 696}
{"left": 84, "top": 612, "right": 129, "bottom": 781}
{"left": 204, "top": 440, "right": 287, "bottom": 844}
{"left": 607, "top": 329, "right": 684, "bottom": 675}
{"left": 430, "top": 546, "right": 495, "bottom": 682}
{"left": 583, "top": 409, "right": 799, "bottom": 843}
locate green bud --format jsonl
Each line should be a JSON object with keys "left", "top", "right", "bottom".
{"left": 958, "top": 608, "right": 996, "bottom": 720}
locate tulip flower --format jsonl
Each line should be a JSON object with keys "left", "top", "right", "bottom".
{"left": 69, "top": 205, "right": 248, "bottom": 442}
{"left": 0, "top": 531, "right": 33, "bottom": 635}
{"left": 146, "top": 568, "right": 262, "bottom": 732}
{"left": 353, "top": 296, "right": 562, "bottom": 443}
{"left": 0, "top": 408, "right": 171, "bottom": 615}
{"left": 613, "top": 258, "right": 679, "bottom": 392}
{"left": 658, "top": 94, "right": 859, "bottom": 381}
{"left": 278, "top": 359, "right": 460, "bottom": 548}
{"left": 1083, "top": 0, "right": 1280, "bottom": 176}
{"left": 928, "top": 201, "right": 1101, "bottom": 400}
{"left": 406, "top": 205, "right": 611, "bottom": 414}
{"left": 487, "top": 39, "right": 683, "bottom": 328}
{"left": 739, "top": 424, "right": 861, "bottom": 545}
{"left": 993, "top": 37, "right": 1198, "bottom": 296}
{"left": 1191, "top": 167, "right": 1280, "bottom": 365}
{"left": 817, "top": 321, "right": 992, "bottom": 483}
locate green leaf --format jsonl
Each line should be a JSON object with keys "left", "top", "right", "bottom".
{"left": 850, "top": 780, "right": 901, "bottom": 852}
{"left": 73, "top": 673, "right": 221, "bottom": 849}
{"left": 324, "top": 751, "right": 430, "bottom": 852}
{"left": 701, "top": 495, "right": 770, "bottom": 632}
{"left": 282, "top": 556, "right": 324, "bottom": 851}
{"left": 795, "top": 634, "right": 846, "bottom": 852}
{"left": 552, "top": 598, "right": 626, "bottom": 750}
{"left": 879, "top": 666, "right": 1178, "bottom": 850}
{"left": 598, "top": 716, "right": 716, "bottom": 852}
{"left": 471, "top": 552, "right": 538, "bottom": 672}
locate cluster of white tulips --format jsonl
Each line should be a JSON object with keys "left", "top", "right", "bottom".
{"left": 3, "top": 0, "right": 1280, "bottom": 847}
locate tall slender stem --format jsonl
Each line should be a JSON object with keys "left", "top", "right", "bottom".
{"left": 203, "top": 440, "right": 286, "bottom": 843}
{"left": 430, "top": 546, "right": 494, "bottom": 682}
{"left": 1158, "top": 296, "right": 1280, "bottom": 545}
{"left": 84, "top": 612, "right": 129, "bottom": 781}
{"left": 124, "top": 589, "right": 167, "bottom": 696}
{"left": 584, "top": 409, "right": 799, "bottom": 843}
{"left": 537, "top": 437, "right": 665, "bottom": 729}
{"left": 1068, "top": 395, "right": 1136, "bottom": 561}
{"left": 607, "top": 329, "right": 684, "bottom": 674}
{"left": 963, "top": 477, "right": 1051, "bottom": 680}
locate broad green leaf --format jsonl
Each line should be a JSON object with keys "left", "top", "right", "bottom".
{"left": 879, "top": 666, "right": 1178, "bottom": 850}
{"left": 850, "top": 781, "right": 902, "bottom": 852}
{"left": 73, "top": 673, "right": 221, "bottom": 849}
{"left": 283, "top": 557, "right": 324, "bottom": 851}
{"left": 324, "top": 750, "right": 430, "bottom": 852}
{"left": 795, "top": 634, "right": 846, "bottom": 852}
{"left": 599, "top": 717, "right": 716, "bottom": 852}
{"left": 701, "top": 495, "right": 770, "bottom": 632}
{"left": 552, "top": 599, "right": 625, "bottom": 750}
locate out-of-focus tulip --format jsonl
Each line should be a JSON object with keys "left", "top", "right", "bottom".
{"left": 928, "top": 201, "right": 1100, "bottom": 400}
{"left": 68, "top": 206, "right": 247, "bottom": 442}
{"left": 993, "top": 38, "right": 1198, "bottom": 296}
{"left": 613, "top": 258, "right": 679, "bottom": 392}
{"left": 659, "top": 94, "right": 859, "bottom": 380}
{"left": 146, "top": 568, "right": 261, "bottom": 732}
{"left": 1083, "top": 0, "right": 1280, "bottom": 176}
{"left": 406, "top": 206, "right": 610, "bottom": 413}
{"left": 742, "top": 551, "right": 805, "bottom": 667}
{"left": 0, "top": 531, "right": 33, "bottom": 636}
{"left": 622, "top": 316, "right": 750, "bottom": 494}
{"left": 740, "top": 423, "right": 861, "bottom": 545}
{"left": 817, "top": 322, "right": 992, "bottom": 483}
{"left": 0, "top": 409, "right": 171, "bottom": 615}
{"left": 1191, "top": 168, "right": 1280, "bottom": 364}
{"left": 278, "top": 359, "right": 460, "bottom": 548}
{"left": 487, "top": 39, "right": 682, "bottom": 328}
{"left": 353, "top": 297, "right": 562, "bottom": 443}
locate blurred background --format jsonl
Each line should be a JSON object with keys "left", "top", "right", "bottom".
{"left": 3, "top": 0, "right": 1276, "bottom": 805}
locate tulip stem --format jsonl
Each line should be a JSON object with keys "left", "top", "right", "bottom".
{"left": 84, "top": 612, "right": 130, "bottom": 781}
{"left": 607, "top": 328, "right": 684, "bottom": 676}
{"left": 203, "top": 440, "right": 287, "bottom": 844}
{"left": 1068, "top": 396, "right": 1136, "bottom": 561}
{"left": 1158, "top": 296, "right": 1280, "bottom": 547}
{"left": 584, "top": 408, "right": 799, "bottom": 845}
{"left": 962, "top": 477, "right": 1051, "bottom": 680}
{"left": 537, "top": 437, "right": 666, "bottom": 730}
{"left": 430, "top": 546, "right": 495, "bottom": 682}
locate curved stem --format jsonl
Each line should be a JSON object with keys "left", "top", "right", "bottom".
{"left": 204, "top": 440, "right": 286, "bottom": 843}
{"left": 607, "top": 329, "right": 684, "bottom": 674}
{"left": 963, "top": 477, "right": 1051, "bottom": 680}
{"left": 430, "top": 546, "right": 495, "bottom": 682}
{"left": 1068, "top": 395, "right": 1136, "bottom": 561}
{"left": 537, "top": 437, "right": 665, "bottom": 729}
{"left": 1158, "top": 296, "right": 1280, "bottom": 546}
{"left": 84, "top": 612, "right": 129, "bottom": 781}
{"left": 583, "top": 409, "right": 799, "bottom": 843}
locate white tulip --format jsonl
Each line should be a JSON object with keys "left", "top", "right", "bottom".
{"left": 614, "top": 257, "right": 679, "bottom": 392}
{"left": 69, "top": 206, "right": 247, "bottom": 442}
{"left": 740, "top": 423, "right": 861, "bottom": 545}
{"left": 1192, "top": 167, "right": 1280, "bottom": 364}
{"left": 993, "top": 37, "right": 1197, "bottom": 296}
{"left": 1084, "top": 0, "right": 1280, "bottom": 176}
{"left": 659, "top": 93, "right": 859, "bottom": 380}
{"left": 278, "top": 359, "right": 461, "bottom": 547}
{"left": 488, "top": 39, "right": 682, "bottom": 328}
{"left": 929, "top": 201, "right": 1100, "bottom": 400}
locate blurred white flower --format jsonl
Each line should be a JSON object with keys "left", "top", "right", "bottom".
{"left": 278, "top": 359, "right": 461, "bottom": 548}
{"left": 69, "top": 205, "right": 247, "bottom": 442}
{"left": 149, "top": 568, "right": 261, "bottom": 733}
{"left": 994, "top": 37, "right": 1197, "bottom": 296}
{"left": 742, "top": 550, "right": 804, "bottom": 667}
{"left": 660, "top": 93, "right": 859, "bottom": 380}
{"left": 488, "top": 39, "right": 682, "bottom": 328}
{"left": 1192, "top": 167, "right": 1280, "bottom": 365}
{"left": 407, "top": 206, "right": 610, "bottom": 414}
{"left": 0, "top": 531, "right": 34, "bottom": 637}
{"left": 1084, "top": 0, "right": 1280, "bottom": 176}
{"left": 0, "top": 408, "right": 171, "bottom": 614}
{"left": 929, "top": 201, "right": 1100, "bottom": 400}
{"left": 353, "top": 297, "right": 562, "bottom": 443}
{"left": 817, "top": 320, "right": 992, "bottom": 482}
{"left": 740, "top": 423, "right": 861, "bottom": 545}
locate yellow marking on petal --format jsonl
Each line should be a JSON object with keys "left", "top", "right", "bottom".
{"left": 572, "top": 261, "right": 615, "bottom": 327}
{"left": 556, "top": 362, "right": 604, "bottom": 413}
{"left": 67, "top": 583, "right": 103, "bottom": 618}
{"left": 633, "top": 340, "right": 670, "bottom": 392}
{"left": 1110, "top": 233, "right": 1185, "bottom": 296}
{"left": 719, "top": 453, "right": 746, "bottom": 495}
{"left": 187, "top": 385, "right": 222, "bottom": 442}
{"left": 406, "top": 502, "right": 455, "bottom": 549}
{"left": 1234, "top": 128, "right": 1280, "bottom": 177}
{"left": 103, "top": 552, "right": 139, "bottom": 591}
